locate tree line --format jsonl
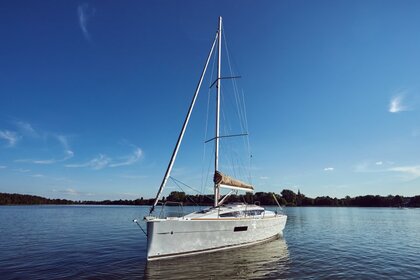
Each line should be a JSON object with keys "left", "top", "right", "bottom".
{"left": 1, "top": 190, "right": 419, "bottom": 207}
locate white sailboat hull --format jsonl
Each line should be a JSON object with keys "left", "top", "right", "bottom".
{"left": 146, "top": 214, "right": 287, "bottom": 260}
{"left": 142, "top": 17, "right": 288, "bottom": 262}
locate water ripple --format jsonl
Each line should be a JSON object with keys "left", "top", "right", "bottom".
{"left": 0, "top": 206, "right": 419, "bottom": 279}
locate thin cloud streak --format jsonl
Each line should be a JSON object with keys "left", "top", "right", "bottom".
{"left": 0, "top": 130, "right": 19, "bottom": 147}
{"left": 78, "top": 3, "right": 95, "bottom": 42}
{"left": 389, "top": 94, "right": 408, "bottom": 113}
{"left": 120, "top": 174, "right": 148, "bottom": 179}
{"left": 354, "top": 160, "right": 395, "bottom": 173}
{"left": 110, "top": 148, "right": 142, "bottom": 167}
{"left": 52, "top": 188, "right": 94, "bottom": 197}
{"left": 14, "top": 168, "right": 30, "bottom": 173}
{"left": 15, "top": 134, "right": 74, "bottom": 164}
{"left": 16, "top": 151, "right": 74, "bottom": 165}
{"left": 15, "top": 121, "right": 38, "bottom": 137}
{"left": 66, "top": 154, "right": 111, "bottom": 170}
{"left": 66, "top": 147, "right": 142, "bottom": 170}
{"left": 388, "top": 165, "right": 420, "bottom": 180}
{"left": 324, "top": 167, "right": 334, "bottom": 171}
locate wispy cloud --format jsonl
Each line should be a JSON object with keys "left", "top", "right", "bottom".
{"left": 14, "top": 168, "right": 30, "bottom": 173}
{"left": 15, "top": 134, "right": 74, "bottom": 164}
{"left": 52, "top": 188, "right": 94, "bottom": 197}
{"left": 66, "top": 154, "right": 111, "bottom": 170}
{"left": 354, "top": 160, "right": 394, "bottom": 173}
{"left": 354, "top": 160, "right": 420, "bottom": 180}
{"left": 259, "top": 176, "right": 269, "bottom": 180}
{"left": 78, "top": 3, "right": 95, "bottom": 42}
{"left": 389, "top": 94, "right": 409, "bottom": 113}
{"left": 66, "top": 147, "right": 142, "bottom": 170}
{"left": 0, "top": 130, "right": 19, "bottom": 147}
{"left": 56, "top": 134, "right": 70, "bottom": 149}
{"left": 17, "top": 152, "right": 74, "bottom": 165}
{"left": 110, "top": 148, "right": 142, "bottom": 167}
{"left": 324, "top": 167, "right": 334, "bottom": 171}
{"left": 64, "top": 188, "right": 80, "bottom": 196}
{"left": 15, "top": 121, "right": 38, "bottom": 137}
{"left": 55, "top": 134, "right": 74, "bottom": 161}
{"left": 0, "top": 165, "right": 7, "bottom": 169}
{"left": 120, "top": 174, "right": 148, "bottom": 179}
{"left": 31, "top": 174, "right": 45, "bottom": 178}
{"left": 388, "top": 165, "right": 420, "bottom": 180}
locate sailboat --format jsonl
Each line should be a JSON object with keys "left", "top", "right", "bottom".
{"left": 143, "top": 17, "right": 287, "bottom": 261}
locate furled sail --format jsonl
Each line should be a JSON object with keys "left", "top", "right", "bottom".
{"left": 214, "top": 171, "right": 254, "bottom": 192}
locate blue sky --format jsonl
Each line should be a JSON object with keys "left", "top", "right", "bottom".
{"left": 1, "top": 0, "right": 419, "bottom": 200}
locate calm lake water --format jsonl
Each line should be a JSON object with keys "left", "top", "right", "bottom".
{"left": 0, "top": 205, "right": 419, "bottom": 279}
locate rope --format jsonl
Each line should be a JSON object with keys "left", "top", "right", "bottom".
{"left": 133, "top": 219, "right": 147, "bottom": 236}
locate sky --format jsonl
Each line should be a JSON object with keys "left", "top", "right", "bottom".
{"left": 0, "top": 0, "right": 419, "bottom": 200}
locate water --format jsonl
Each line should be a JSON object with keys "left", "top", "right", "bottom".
{"left": 0, "top": 206, "right": 419, "bottom": 279}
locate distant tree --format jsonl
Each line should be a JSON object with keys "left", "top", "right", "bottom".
{"left": 342, "top": 196, "right": 351, "bottom": 206}
{"left": 244, "top": 193, "right": 253, "bottom": 204}
{"left": 1, "top": 191, "right": 419, "bottom": 208}
{"left": 301, "top": 197, "right": 314, "bottom": 206}
{"left": 296, "top": 189, "right": 304, "bottom": 206}
{"left": 167, "top": 191, "right": 186, "bottom": 202}
{"left": 408, "top": 196, "right": 420, "bottom": 207}
{"left": 314, "top": 196, "right": 340, "bottom": 206}
{"left": 281, "top": 189, "right": 297, "bottom": 206}
{"left": 392, "top": 195, "right": 404, "bottom": 207}
{"left": 278, "top": 197, "right": 287, "bottom": 206}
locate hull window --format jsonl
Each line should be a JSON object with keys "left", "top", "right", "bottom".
{"left": 234, "top": 226, "right": 248, "bottom": 232}
{"left": 220, "top": 211, "right": 241, "bottom": 217}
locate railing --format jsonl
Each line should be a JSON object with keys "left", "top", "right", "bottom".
{"left": 153, "top": 201, "right": 184, "bottom": 219}
{"left": 271, "top": 193, "right": 283, "bottom": 216}
{"left": 244, "top": 204, "right": 248, "bottom": 219}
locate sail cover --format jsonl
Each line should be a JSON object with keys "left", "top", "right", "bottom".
{"left": 214, "top": 171, "right": 254, "bottom": 192}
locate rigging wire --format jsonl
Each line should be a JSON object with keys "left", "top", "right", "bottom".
{"left": 223, "top": 30, "right": 246, "bottom": 135}
{"left": 170, "top": 176, "right": 202, "bottom": 194}
{"left": 241, "top": 89, "right": 253, "bottom": 184}
{"left": 222, "top": 29, "right": 252, "bottom": 185}
{"left": 169, "top": 177, "right": 199, "bottom": 206}
{"left": 170, "top": 176, "right": 214, "bottom": 203}
{"left": 203, "top": 144, "right": 215, "bottom": 195}
{"left": 200, "top": 41, "right": 218, "bottom": 195}
{"left": 220, "top": 89, "right": 238, "bottom": 180}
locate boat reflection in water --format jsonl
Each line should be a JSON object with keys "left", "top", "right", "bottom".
{"left": 144, "top": 237, "right": 289, "bottom": 279}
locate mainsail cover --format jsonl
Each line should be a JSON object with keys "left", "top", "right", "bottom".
{"left": 214, "top": 171, "right": 254, "bottom": 192}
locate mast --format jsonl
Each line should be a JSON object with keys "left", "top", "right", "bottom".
{"left": 214, "top": 16, "right": 222, "bottom": 207}
{"left": 149, "top": 31, "right": 219, "bottom": 215}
